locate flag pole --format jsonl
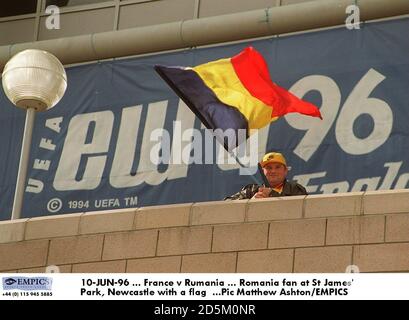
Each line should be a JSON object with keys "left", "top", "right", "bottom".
{"left": 257, "top": 163, "right": 271, "bottom": 188}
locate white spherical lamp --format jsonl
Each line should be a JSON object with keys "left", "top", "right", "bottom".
{"left": 2, "top": 49, "right": 67, "bottom": 111}
{"left": 1, "top": 49, "right": 67, "bottom": 220}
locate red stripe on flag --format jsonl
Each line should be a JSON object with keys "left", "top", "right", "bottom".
{"left": 231, "top": 47, "right": 322, "bottom": 119}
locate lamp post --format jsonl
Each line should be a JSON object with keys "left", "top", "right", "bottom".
{"left": 1, "top": 49, "right": 67, "bottom": 220}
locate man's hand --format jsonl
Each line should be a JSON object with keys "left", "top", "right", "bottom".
{"left": 252, "top": 187, "right": 272, "bottom": 199}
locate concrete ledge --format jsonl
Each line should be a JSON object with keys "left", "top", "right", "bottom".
{"left": 72, "top": 260, "right": 126, "bottom": 273}
{"left": 18, "top": 265, "right": 72, "bottom": 273}
{"left": 294, "top": 246, "right": 353, "bottom": 273}
{"left": 212, "top": 223, "right": 269, "bottom": 252}
{"left": 134, "top": 203, "right": 191, "bottom": 230}
{"left": 181, "top": 252, "right": 237, "bottom": 273}
{"left": 0, "top": 218, "right": 27, "bottom": 244}
{"left": 48, "top": 234, "right": 104, "bottom": 265}
{"left": 269, "top": 219, "right": 326, "bottom": 249}
{"left": 364, "top": 189, "right": 409, "bottom": 215}
{"left": 0, "top": 239, "right": 49, "bottom": 270}
{"left": 157, "top": 226, "right": 212, "bottom": 256}
{"left": 247, "top": 196, "right": 305, "bottom": 222}
{"left": 1, "top": 189, "right": 409, "bottom": 273}
{"left": 25, "top": 213, "right": 82, "bottom": 240}
{"left": 305, "top": 192, "right": 363, "bottom": 218}
{"left": 80, "top": 208, "right": 136, "bottom": 235}
{"left": 191, "top": 201, "right": 246, "bottom": 226}
{"left": 353, "top": 243, "right": 409, "bottom": 272}
{"left": 326, "top": 215, "right": 385, "bottom": 245}
{"left": 103, "top": 230, "right": 158, "bottom": 260}
{"left": 237, "top": 249, "right": 293, "bottom": 273}
{"left": 127, "top": 256, "right": 181, "bottom": 273}
{"left": 385, "top": 213, "right": 409, "bottom": 242}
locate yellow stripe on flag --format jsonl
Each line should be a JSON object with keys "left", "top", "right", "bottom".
{"left": 193, "top": 58, "right": 278, "bottom": 130}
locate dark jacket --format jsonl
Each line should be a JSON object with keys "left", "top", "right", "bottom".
{"left": 224, "top": 180, "right": 307, "bottom": 200}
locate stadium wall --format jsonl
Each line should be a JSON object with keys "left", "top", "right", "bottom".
{"left": 1, "top": 189, "right": 408, "bottom": 273}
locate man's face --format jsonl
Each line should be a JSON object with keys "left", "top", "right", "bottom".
{"left": 262, "top": 162, "right": 288, "bottom": 187}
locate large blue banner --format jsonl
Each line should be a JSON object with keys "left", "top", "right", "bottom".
{"left": 1, "top": 18, "right": 408, "bottom": 220}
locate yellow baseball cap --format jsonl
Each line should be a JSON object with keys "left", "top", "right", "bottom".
{"left": 260, "top": 152, "right": 287, "bottom": 167}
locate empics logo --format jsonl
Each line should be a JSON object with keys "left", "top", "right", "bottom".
{"left": 2, "top": 277, "right": 53, "bottom": 291}
{"left": 4, "top": 278, "right": 17, "bottom": 286}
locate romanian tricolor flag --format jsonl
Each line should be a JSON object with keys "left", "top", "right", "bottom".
{"left": 155, "top": 47, "right": 321, "bottom": 151}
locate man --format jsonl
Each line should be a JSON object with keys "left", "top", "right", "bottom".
{"left": 225, "top": 152, "right": 307, "bottom": 200}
